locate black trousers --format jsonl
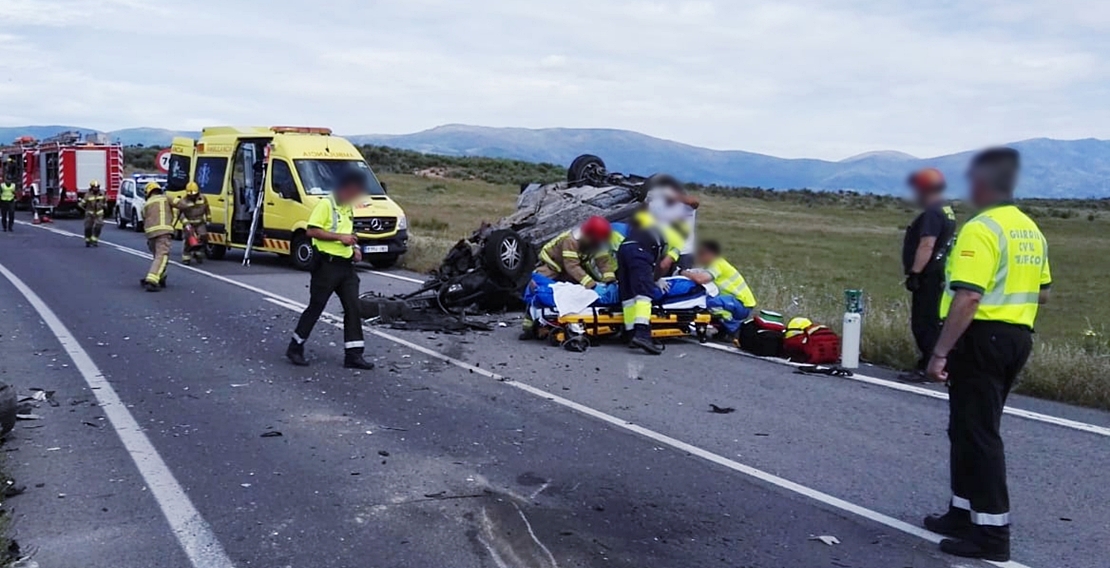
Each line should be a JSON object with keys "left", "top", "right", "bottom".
{"left": 910, "top": 271, "right": 945, "bottom": 369}
{"left": 947, "top": 320, "right": 1032, "bottom": 544}
{"left": 0, "top": 199, "right": 14, "bottom": 231}
{"left": 292, "top": 256, "right": 364, "bottom": 353}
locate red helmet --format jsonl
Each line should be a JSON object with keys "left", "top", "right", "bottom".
{"left": 908, "top": 168, "right": 946, "bottom": 192}
{"left": 580, "top": 216, "right": 612, "bottom": 243}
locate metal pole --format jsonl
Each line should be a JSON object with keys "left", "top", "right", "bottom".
{"left": 242, "top": 161, "right": 269, "bottom": 266}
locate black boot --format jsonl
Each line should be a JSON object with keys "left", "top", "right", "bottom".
{"left": 286, "top": 340, "right": 309, "bottom": 367}
{"left": 939, "top": 537, "right": 1009, "bottom": 562}
{"left": 344, "top": 352, "right": 374, "bottom": 370}
{"left": 924, "top": 508, "right": 973, "bottom": 540}
{"left": 159, "top": 276, "right": 167, "bottom": 288}
{"left": 143, "top": 281, "right": 160, "bottom": 292}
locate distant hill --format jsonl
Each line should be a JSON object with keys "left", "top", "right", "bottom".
{"left": 4, "top": 124, "right": 1109, "bottom": 198}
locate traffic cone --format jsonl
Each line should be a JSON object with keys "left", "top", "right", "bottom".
{"left": 32, "top": 209, "right": 41, "bottom": 224}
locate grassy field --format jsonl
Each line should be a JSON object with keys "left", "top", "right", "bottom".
{"left": 381, "top": 173, "right": 1110, "bottom": 409}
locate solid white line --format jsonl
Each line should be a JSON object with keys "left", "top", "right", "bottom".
{"left": 693, "top": 340, "right": 1110, "bottom": 438}
{"left": 0, "top": 262, "right": 235, "bottom": 568}
{"left": 1, "top": 222, "right": 1053, "bottom": 568}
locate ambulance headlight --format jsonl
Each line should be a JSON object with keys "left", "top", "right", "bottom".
{"left": 397, "top": 215, "right": 407, "bottom": 230}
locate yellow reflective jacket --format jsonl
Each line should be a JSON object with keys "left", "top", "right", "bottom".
{"left": 144, "top": 195, "right": 175, "bottom": 238}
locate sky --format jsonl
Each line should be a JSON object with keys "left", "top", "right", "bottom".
{"left": 1, "top": 0, "right": 1108, "bottom": 160}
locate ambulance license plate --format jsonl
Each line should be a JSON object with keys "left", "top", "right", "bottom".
{"left": 363, "top": 245, "right": 389, "bottom": 254}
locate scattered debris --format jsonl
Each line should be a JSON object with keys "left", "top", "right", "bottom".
{"left": 795, "top": 365, "right": 854, "bottom": 377}
{"left": 260, "top": 431, "right": 283, "bottom": 438}
{"left": 378, "top": 450, "right": 390, "bottom": 457}
{"left": 16, "top": 414, "right": 43, "bottom": 421}
{"left": 709, "top": 404, "right": 736, "bottom": 414}
{"left": 809, "top": 535, "right": 841, "bottom": 546}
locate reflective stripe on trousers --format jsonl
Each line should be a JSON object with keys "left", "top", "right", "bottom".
{"left": 622, "top": 296, "right": 651, "bottom": 330}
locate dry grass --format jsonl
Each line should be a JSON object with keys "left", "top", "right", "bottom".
{"left": 384, "top": 173, "right": 1110, "bottom": 409}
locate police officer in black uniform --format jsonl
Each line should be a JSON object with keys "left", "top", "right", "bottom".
{"left": 286, "top": 170, "right": 374, "bottom": 370}
{"left": 924, "top": 148, "right": 1051, "bottom": 562}
{"left": 901, "top": 167, "right": 957, "bottom": 382}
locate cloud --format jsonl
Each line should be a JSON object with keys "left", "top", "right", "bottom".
{"left": 2, "top": 0, "right": 1108, "bottom": 159}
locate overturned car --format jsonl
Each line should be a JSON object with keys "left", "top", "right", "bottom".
{"left": 363, "top": 155, "right": 684, "bottom": 317}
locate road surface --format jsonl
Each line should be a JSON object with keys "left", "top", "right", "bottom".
{"left": 0, "top": 217, "right": 1106, "bottom": 568}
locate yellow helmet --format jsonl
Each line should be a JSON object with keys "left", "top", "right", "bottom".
{"left": 785, "top": 317, "right": 814, "bottom": 339}
{"left": 185, "top": 181, "right": 200, "bottom": 195}
{"left": 89, "top": 180, "right": 100, "bottom": 189}
{"left": 144, "top": 181, "right": 162, "bottom": 196}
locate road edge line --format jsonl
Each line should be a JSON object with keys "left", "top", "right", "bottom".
{"left": 0, "top": 261, "right": 236, "bottom": 568}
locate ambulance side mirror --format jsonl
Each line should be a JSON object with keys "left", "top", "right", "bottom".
{"left": 380, "top": 181, "right": 388, "bottom": 193}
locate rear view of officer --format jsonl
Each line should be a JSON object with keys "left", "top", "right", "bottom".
{"left": 286, "top": 170, "right": 374, "bottom": 370}
{"left": 142, "top": 182, "right": 174, "bottom": 291}
{"left": 0, "top": 177, "right": 15, "bottom": 232}
{"left": 924, "top": 148, "right": 1051, "bottom": 562}
{"left": 81, "top": 180, "right": 106, "bottom": 247}
{"left": 902, "top": 168, "right": 957, "bottom": 381}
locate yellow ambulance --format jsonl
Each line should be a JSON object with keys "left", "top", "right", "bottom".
{"left": 165, "top": 126, "right": 407, "bottom": 269}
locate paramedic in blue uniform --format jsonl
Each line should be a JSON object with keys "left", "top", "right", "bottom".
{"left": 617, "top": 209, "right": 684, "bottom": 355}
{"left": 286, "top": 170, "right": 374, "bottom": 370}
{"left": 923, "top": 148, "right": 1051, "bottom": 562}
{"left": 902, "top": 168, "right": 957, "bottom": 382}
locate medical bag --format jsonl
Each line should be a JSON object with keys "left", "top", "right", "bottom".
{"left": 783, "top": 325, "right": 841, "bottom": 364}
{"left": 736, "top": 309, "right": 786, "bottom": 357}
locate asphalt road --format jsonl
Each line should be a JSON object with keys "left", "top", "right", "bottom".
{"left": 0, "top": 217, "right": 1106, "bottom": 568}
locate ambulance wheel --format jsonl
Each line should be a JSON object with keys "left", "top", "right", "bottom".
{"left": 483, "top": 230, "right": 527, "bottom": 281}
{"left": 564, "top": 336, "right": 590, "bottom": 353}
{"left": 291, "top": 233, "right": 315, "bottom": 271}
{"left": 206, "top": 244, "right": 227, "bottom": 260}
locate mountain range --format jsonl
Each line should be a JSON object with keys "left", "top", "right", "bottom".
{"left": 3, "top": 124, "right": 1108, "bottom": 198}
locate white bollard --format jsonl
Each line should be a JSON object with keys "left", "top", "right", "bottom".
{"left": 841, "top": 312, "right": 861, "bottom": 369}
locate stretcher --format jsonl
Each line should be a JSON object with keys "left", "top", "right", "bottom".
{"left": 528, "top": 281, "right": 712, "bottom": 352}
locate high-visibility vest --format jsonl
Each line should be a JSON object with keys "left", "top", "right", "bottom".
{"left": 940, "top": 204, "right": 1051, "bottom": 328}
{"left": 309, "top": 196, "right": 354, "bottom": 258}
{"left": 0, "top": 183, "right": 15, "bottom": 201}
{"left": 144, "top": 195, "right": 175, "bottom": 237}
{"left": 707, "top": 257, "right": 757, "bottom": 308}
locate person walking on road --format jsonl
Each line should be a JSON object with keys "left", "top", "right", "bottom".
{"left": 901, "top": 168, "right": 957, "bottom": 381}
{"left": 81, "top": 181, "right": 107, "bottom": 247}
{"left": 141, "top": 182, "right": 174, "bottom": 292}
{"left": 923, "top": 148, "right": 1051, "bottom": 562}
{"left": 174, "top": 182, "right": 210, "bottom": 264}
{"left": 286, "top": 170, "right": 374, "bottom": 370}
{"left": 0, "top": 177, "right": 15, "bottom": 232}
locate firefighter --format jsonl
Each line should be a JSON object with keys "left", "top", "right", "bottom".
{"left": 618, "top": 209, "right": 684, "bottom": 355}
{"left": 286, "top": 169, "right": 374, "bottom": 370}
{"left": 80, "top": 180, "right": 106, "bottom": 247}
{"left": 923, "top": 148, "right": 1050, "bottom": 562}
{"left": 681, "top": 240, "right": 757, "bottom": 338}
{"left": 520, "top": 216, "right": 616, "bottom": 340}
{"left": 0, "top": 177, "right": 15, "bottom": 232}
{"left": 174, "top": 182, "right": 210, "bottom": 264}
{"left": 901, "top": 167, "right": 957, "bottom": 382}
{"left": 141, "top": 181, "right": 174, "bottom": 292}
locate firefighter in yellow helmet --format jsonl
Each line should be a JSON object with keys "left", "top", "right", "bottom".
{"left": 174, "top": 181, "right": 210, "bottom": 264}
{"left": 141, "top": 181, "right": 174, "bottom": 291}
{"left": 80, "top": 180, "right": 106, "bottom": 247}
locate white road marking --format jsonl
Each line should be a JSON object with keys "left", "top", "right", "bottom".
{"left": 693, "top": 340, "right": 1110, "bottom": 438}
{"left": 514, "top": 503, "right": 559, "bottom": 568}
{"left": 5, "top": 222, "right": 1066, "bottom": 567}
{"left": 0, "top": 261, "right": 235, "bottom": 568}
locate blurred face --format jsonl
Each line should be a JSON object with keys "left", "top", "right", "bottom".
{"left": 968, "top": 175, "right": 993, "bottom": 209}
{"left": 695, "top": 248, "right": 713, "bottom": 266}
{"left": 335, "top": 182, "right": 362, "bottom": 205}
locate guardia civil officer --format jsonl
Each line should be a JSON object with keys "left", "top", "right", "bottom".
{"left": 286, "top": 169, "right": 374, "bottom": 370}
{"left": 924, "top": 148, "right": 1051, "bottom": 561}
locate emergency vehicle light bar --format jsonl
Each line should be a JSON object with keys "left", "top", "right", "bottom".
{"left": 270, "top": 126, "right": 333, "bottom": 135}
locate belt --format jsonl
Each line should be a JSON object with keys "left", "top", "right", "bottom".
{"left": 318, "top": 251, "right": 354, "bottom": 264}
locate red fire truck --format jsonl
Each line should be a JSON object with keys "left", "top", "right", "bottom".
{"left": 0, "top": 131, "right": 124, "bottom": 216}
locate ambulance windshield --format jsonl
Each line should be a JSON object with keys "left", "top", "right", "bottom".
{"left": 294, "top": 160, "right": 385, "bottom": 196}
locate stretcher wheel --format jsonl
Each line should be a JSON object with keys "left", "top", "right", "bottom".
{"left": 697, "top": 325, "right": 709, "bottom": 343}
{"left": 563, "top": 336, "right": 590, "bottom": 353}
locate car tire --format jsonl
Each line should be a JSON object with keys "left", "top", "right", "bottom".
{"left": 368, "top": 255, "right": 399, "bottom": 269}
{"left": 132, "top": 209, "right": 143, "bottom": 232}
{"left": 567, "top": 154, "right": 606, "bottom": 187}
{"left": 290, "top": 232, "right": 315, "bottom": 271}
{"left": 115, "top": 206, "right": 127, "bottom": 230}
{"left": 206, "top": 243, "right": 227, "bottom": 260}
{"left": 483, "top": 229, "right": 529, "bottom": 281}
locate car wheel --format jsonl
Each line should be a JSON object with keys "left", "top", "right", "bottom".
{"left": 483, "top": 229, "right": 529, "bottom": 281}
{"left": 290, "top": 232, "right": 315, "bottom": 271}
{"left": 567, "top": 154, "right": 606, "bottom": 187}
{"left": 206, "top": 243, "right": 227, "bottom": 260}
{"left": 368, "top": 254, "right": 399, "bottom": 269}
{"left": 115, "top": 206, "right": 127, "bottom": 230}
{"left": 132, "top": 210, "right": 143, "bottom": 232}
